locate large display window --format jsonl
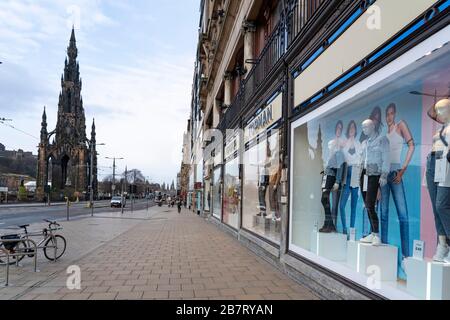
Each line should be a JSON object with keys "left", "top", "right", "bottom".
{"left": 212, "top": 167, "right": 222, "bottom": 220}
{"left": 242, "top": 131, "right": 282, "bottom": 244}
{"left": 223, "top": 158, "right": 240, "bottom": 229}
{"left": 290, "top": 31, "right": 450, "bottom": 299}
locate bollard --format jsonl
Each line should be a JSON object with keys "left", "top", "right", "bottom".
{"left": 66, "top": 197, "right": 70, "bottom": 221}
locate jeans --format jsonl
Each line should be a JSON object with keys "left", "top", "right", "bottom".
{"left": 426, "top": 153, "right": 447, "bottom": 237}
{"left": 322, "top": 172, "right": 341, "bottom": 228}
{"left": 322, "top": 174, "right": 336, "bottom": 227}
{"left": 360, "top": 171, "right": 380, "bottom": 234}
{"left": 436, "top": 186, "right": 450, "bottom": 238}
{"left": 340, "top": 166, "right": 359, "bottom": 234}
{"left": 380, "top": 168, "right": 410, "bottom": 258}
{"left": 258, "top": 176, "right": 278, "bottom": 216}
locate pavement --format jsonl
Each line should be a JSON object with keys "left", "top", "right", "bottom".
{"left": 0, "top": 206, "right": 319, "bottom": 300}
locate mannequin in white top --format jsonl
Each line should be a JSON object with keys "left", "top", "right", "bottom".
{"left": 339, "top": 120, "right": 362, "bottom": 235}
{"left": 431, "top": 99, "right": 450, "bottom": 263}
{"left": 380, "top": 103, "right": 415, "bottom": 263}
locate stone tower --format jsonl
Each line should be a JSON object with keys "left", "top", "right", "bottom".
{"left": 36, "top": 28, "right": 97, "bottom": 201}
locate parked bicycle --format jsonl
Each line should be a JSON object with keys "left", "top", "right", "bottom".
{"left": 0, "top": 219, "right": 67, "bottom": 265}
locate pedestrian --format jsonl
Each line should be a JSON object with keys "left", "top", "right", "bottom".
{"left": 177, "top": 198, "right": 182, "bottom": 214}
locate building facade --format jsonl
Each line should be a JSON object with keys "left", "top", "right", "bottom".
{"left": 36, "top": 28, "right": 98, "bottom": 202}
{"left": 185, "top": 0, "right": 450, "bottom": 300}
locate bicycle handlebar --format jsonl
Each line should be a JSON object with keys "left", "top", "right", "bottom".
{"left": 44, "top": 219, "right": 60, "bottom": 227}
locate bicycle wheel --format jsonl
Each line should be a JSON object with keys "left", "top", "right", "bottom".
{"left": 43, "top": 235, "right": 67, "bottom": 261}
{"left": 0, "top": 241, "right": 27, "bottom": 265}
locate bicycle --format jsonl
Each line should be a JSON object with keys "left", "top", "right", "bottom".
{"left": 0, "top": 219, "right": 67, "bottom": 265}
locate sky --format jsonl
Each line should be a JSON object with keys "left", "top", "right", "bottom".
{"left": 0, "top": 0, "right": 199, "bottom": 185}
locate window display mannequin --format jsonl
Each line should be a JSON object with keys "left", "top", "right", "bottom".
{"left": 428, "top": 99, "right": 450, "bottom": 263}
{"left": 339, "top": 120, "right": 362, "bottom": 235}
{"left": 319, "top": 121, "right": 347, "bottom": 233}
{"left": 359, "top": 119, "right": 390, "bottom": 246}
{"left": 359, "top": 107, "right": 384, "bottom": 236}
{"left": 257, "top": 143, "right": 271, "bottom": 218}
{"left": 257, "top": 139, "right": 281, "bottom": 222}
{"left": 380, "top": 103, "right": 414, "bottom": 262}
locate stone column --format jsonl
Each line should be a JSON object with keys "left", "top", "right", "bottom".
{"left": 223, "top": 71, "right": 233, "bottom": 106}
{"left": 242, "top": 20, "right": 256, "bottom": 77}
{"left": 223, "top": 71, "right": 233, "bottom": 107}
{"left": 213, "top": 99, "right": 221, "bottom": 127}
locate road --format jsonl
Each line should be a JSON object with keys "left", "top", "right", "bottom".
{"left": 0, "top": 199, "right": 156, "bottom": 229}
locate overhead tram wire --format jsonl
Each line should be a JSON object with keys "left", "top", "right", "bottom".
{"left": 0, "top": 119, "right": 39, "bottom": 140}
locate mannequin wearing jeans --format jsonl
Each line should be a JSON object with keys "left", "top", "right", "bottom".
{"left": 340, "top": 121, "right": 362, "bottom": 235}
{"left": 360, "top": 119, "right": 390, "bottom": 246}
{"left": 380, "top": 103, "right": 414, "bottom": 261}
{"left": 320, "top": 121, "right": 346, "bottom": 233}
{"left": 429, "top": 99, "right": 450, "bottom": 263}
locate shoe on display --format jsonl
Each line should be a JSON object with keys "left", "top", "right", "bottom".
{"left": 444, "top": 251, "right": 450, "bottom": 264}
{"left": 372, "top": 235, "right": 381, "bottom": 246}
{"left": 433, "top": 244, "right": 450, "bottom": 262}
{"left": 360, "top": 233, "right": 374, "bottom": 244}
{"left": 319, "top": 225, "right": 331, "bottom": 233}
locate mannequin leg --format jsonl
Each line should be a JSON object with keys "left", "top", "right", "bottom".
{"left": 436, "top": 186, "right": 450, "bottom": 240}
{"left": 320, "top": 174, "right": 337, "bottom": 232}
{"left": 257, "top": 179, "right": 268, "bottom": 216}
{"left": 339, "top": 167, "right": 353, "bottom": 234}
{"left": 380, "top": 172, "right": 392, "bottom": 245}
{"left": 360, "top": 174, "right": 380, "bottom": 234}
{"left": 426, "top": 154, "right": 448, "bottom": 243}
{"left": 391, "top": 173, "right": 410, "bottom": 258}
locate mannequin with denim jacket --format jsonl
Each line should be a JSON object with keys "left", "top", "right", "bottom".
{"left": 429, "top": 99, "right": 450, "bottom": 263}
{"left": 319, "top": 121, "right": 347, "bottom": 233}
{"left": 359, "top": 119, "right": 390, "bottom": 246}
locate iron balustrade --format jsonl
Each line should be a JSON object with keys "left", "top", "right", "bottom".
{"left": 217, "top": 0, "right": 327, "bottom": 132}
{"left": 287, "top": 0, "right": 326, "bottom": 47}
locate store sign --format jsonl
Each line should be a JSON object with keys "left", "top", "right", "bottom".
{"left": 0, "top": 187, "right": 7, "bottom": 192}
{"left": 224, "top": 133, "right": 240, "bottom": 160}
{"left": 245, "top": 92, "right": 282, "bottom": 143}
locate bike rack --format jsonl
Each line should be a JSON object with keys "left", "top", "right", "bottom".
{"left": 0, "top": 239, "right": 38, "bottom": 287}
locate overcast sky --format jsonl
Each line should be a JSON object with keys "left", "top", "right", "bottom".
{"left": 0, "top": 0, "right": 199, "bottom": 185}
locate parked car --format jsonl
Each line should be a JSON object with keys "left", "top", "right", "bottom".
{"left": 155, "top": 192, "right": 163, "bottom": 207}
{"left": 111, "top": 196, "right": 125, "bottom": 208}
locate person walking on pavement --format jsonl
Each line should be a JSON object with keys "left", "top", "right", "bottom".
{"left": 177, "top": 198, "right": 182, "bottom": 214}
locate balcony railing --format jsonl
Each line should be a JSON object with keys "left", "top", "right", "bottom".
{"left": 287, "top": 0, "right": 326, "bottom": 47}
{"left": 218, "top": 0, "right": 328, "bottom": 131}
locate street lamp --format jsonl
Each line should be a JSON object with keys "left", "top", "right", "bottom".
{"left": 87, "top": 142, "right": 105, "bottom": 217}
{"left": 105, "top": 157, "right": 124, "bottom": 196}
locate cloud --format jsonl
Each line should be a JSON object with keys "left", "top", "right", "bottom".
{"left": 0, "top": 0, "right": 199, "bottom": 183}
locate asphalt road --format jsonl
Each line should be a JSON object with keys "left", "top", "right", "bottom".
{"left": 0, "top": 200, "right": 156, "bottom": 229}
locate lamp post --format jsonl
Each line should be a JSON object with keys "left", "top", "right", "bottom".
{"left": 105, "top": 157, "right": 124, "bottom": 196}
{"left": 88, "top": 142, "right": 105, "bottom": 217}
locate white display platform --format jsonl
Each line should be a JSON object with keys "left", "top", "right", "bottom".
{"left": 405, "top": 258, "right": 450, "bottom": 300}
{"left": 310, "top": 231, "right": 347, "bottom": 262}
{"left": 347, "top": 241, "right": 398, "bottom": 282}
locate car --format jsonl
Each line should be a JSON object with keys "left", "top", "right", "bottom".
{"left": 111, "top": 196, "right": 125, "bottom": 208}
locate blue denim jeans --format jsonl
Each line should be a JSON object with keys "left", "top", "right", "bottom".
{"left": 339, "top": 166, "right": 359, "bottom": 233}
{"left": 380, "top": 167, "right": 410, "bottom": 258}
{"left": 427, "top": 153, "right": 447, "bottom": 237}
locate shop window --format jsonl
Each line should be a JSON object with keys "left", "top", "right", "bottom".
{"left": 290, "top": 40, "right": 450, "bottom": 299}
{"left": 242, "top": 131, "right": 282, "bottom": 243}
{"left": 223, "top": 158, "right": 240, "bottom": 229}
{"left": 212, "top": 167, "right": 222, "bottom": 220}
